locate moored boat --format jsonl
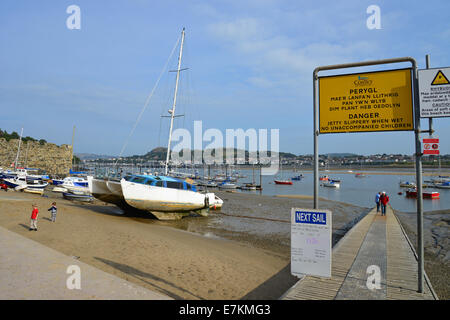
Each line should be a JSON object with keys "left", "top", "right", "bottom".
{"left": 434, "top": 181, "right": 450, "bottom": 189}
{"left": 23, "top": 188, "right": 44, "bottom": 195}
{"left": 321, "top": 181, "right": 340, "bottom": 188}
{"left": 399, "top": 181, "right": 416, "bottom": 188}
{"left": 63, "top": 192, "right": 94, "bottom": 202}
{"left": 274, "top": 180, "right": 293, "bottom": 185}
{"left": 240, "top": 183, "right": 257, "bottom": 190}
{"left": 218, "top": 181, "right": 238, "bottom": 189}
{"left": 405, "top": 188, "right": 440, "bottom": 199}
{"left": 120, "top": 175, "right": 212, "bottom": 220}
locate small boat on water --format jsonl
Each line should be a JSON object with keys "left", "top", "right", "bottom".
{"left": 319, "top": 175, "right": 329, "bottom": 181}
{"left": 240, "top": 183, "right": 257, "bottom": 190}
{"left": 291, "top": 175, "right": 303, "bottom": 181}
{"left": 321, "top": 181, "right": 340, "bottom": 188}
{"left": 405, "top": 188, "right": 440, "bottom": 199}
{"left": 355, "top": 173, "right": 367, "bottom": 178}
{"left": 399, "top": 181, "right": 416, "bottom": 188}
{"left": 274, "top": 180, "right": 293, "bottom": 185}
{"left": 434, "top": 181, "right": 450, "bottom": 189}
{"left": 218, "top": 181, "right": 238, "bottom": 189}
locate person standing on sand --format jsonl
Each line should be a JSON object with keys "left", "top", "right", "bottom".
{"left": 375, "top": 192, "right": 381, "bottom": 212}
{"left": 30, "top": 204, "right": 38, "bottom": 231}
{"left": 380, "top": 191, "right": 389, "bottom": 216}
{"left": 48, "top": 202, "right": 57, "bottom": 222}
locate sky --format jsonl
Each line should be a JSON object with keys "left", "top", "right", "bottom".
{"left": 1, "top": 0, "right": 449, "bottom": 156}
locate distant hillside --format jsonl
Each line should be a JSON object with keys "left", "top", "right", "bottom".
{"left": 76, "top": 153, "right": 116, "bottom": 160}
{"left": 323, "top": 153, "right": 359, "bottom": 158}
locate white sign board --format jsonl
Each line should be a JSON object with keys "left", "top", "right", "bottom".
{"left": 291, "top": 208, "right": 332, "bottom": 278}
{"left": 418, "top": 67, "right": 450, "bottom": 118}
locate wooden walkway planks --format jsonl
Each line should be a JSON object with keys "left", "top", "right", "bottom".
{"left": 386, "top": 207, "right": 435, "bottom": 300}
{"left": 282, "top": 208, "right": 377, "bottom": 300}
{"left": 281, "top": 205, "right": 437, "bottom": 300}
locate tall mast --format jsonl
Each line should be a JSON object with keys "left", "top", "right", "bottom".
{"left": 14, "top": 127, "right": 24, "bottom": 170}
{"left": 165, "top": 28, "right": 186, "bottom": 175}
{"left": 71, "top": 125, "right": 76, "bottom": 169}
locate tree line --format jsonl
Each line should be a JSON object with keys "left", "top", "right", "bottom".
{"left": 0, "top": 128, "right": 47, "bottom": 145}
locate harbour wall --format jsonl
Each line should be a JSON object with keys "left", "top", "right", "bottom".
{"left": 0, "top": 138, "right": 72, "bottom": 175}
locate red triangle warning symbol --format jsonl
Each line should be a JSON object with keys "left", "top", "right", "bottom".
{"left": 431, "top": 70, "right": 450, "bottom": 85}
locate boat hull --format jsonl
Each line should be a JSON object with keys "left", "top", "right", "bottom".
{"left": 63, "top": 192, "right": 94, "bottom": 202}
{"left": 405, "top": 190, "right": 440, "bottom": 199}
{"left": 121, "top": 179, "right": 208, "bottom": 219}
{"left": 274, "top": 180, "right": 293, "bottom": 185}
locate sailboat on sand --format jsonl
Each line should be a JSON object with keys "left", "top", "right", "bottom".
{"left": 88, "top": 28, "right": 220, "bottom": 220}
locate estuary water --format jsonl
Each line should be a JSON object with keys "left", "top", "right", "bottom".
{"left": 234, "top": 169, "right": 450, "bottom": 213}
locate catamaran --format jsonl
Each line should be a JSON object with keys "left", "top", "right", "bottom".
{"left": 88, "top": 28, "right": 221, "bottom": 219}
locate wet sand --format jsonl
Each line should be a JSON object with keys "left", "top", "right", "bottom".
{"left": 394, "top": 208, "right": 450, "bottom": 300}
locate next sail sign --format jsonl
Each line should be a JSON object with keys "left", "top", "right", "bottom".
{"left": 318, "top": 68, "right": 414, "bottom": 134}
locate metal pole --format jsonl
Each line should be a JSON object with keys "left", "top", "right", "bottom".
{"left": 14, "top": 128, "right": 24, "bottom": 170}
{"left": 313, "top": 72, "right": 319, "bottom": 209}
{"left": 426, "top": 55, "right": 434, "bottom": 136}
{"left": 413, "top": 62, "right": 424, "bottom": 293}
{"left": 165, "top": 28, "right": 185, "bottom": 175}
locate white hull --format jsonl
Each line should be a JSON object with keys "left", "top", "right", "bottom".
{"left": 4, "top": 177, "right": 48, "bottom": 190}
{"left": 121, "top": 179, "right": 208, "bottom": 219}
{"left": 322, "top": 182, "right": 340, "bottom": 188}
{"left": 435, "top": 184, "right": 450, "bottom": 189}
{"left": 218, "top": 183, "right": 237, "bottom": 189}
{"left": 24, "top": 188, "right": 44, "bottom": 195}
{"left": 88, "top": 176, "right": 130, "bottom": 208}
{"left": 52, "top": 186, "right": 68, "bottom": 193}
{"left": 106, "top": 180, "right": 123, "bottom": 197}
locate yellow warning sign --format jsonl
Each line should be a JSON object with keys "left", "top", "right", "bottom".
{"left": 431, "top": 70, "right": 450, "bottom": 85}
{"left": 319, "top": 69, "right": 414, "bottom": 133}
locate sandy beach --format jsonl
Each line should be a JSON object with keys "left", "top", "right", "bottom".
{"left": 1, "top": 186, "right": 448, "bottom": 299}
{"left": 0, "top": 188, "right": 371, "bottom": 300}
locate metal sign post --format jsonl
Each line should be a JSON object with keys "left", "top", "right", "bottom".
{"left": 312, "top": 57, "right": 425, "bottom": 293}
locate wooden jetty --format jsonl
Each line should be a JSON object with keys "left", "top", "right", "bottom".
{"left": 281, "top": 205, "right": 438, "bottom": 300}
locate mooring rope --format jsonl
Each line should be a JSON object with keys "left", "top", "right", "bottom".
{"left": 218, "top": 212, "right": 290, "bottom": 223}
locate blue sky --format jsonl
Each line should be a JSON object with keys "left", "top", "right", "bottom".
{"left": 1, "top": 0, "right": 449, "bottom": 156}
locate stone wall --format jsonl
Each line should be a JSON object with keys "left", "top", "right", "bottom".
{"left": 0, "top": 138, "right": 72, "bottom": 175}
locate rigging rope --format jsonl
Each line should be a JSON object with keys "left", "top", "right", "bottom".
{"left": 114, "top": 35, "right": 181, "bottom": 167}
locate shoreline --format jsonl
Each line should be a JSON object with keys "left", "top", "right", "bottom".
{"left": 393, "top": 208, "right": 450, "bottom": 300}
{"left": 0, "top": 188, "right": 447, "bottom": 300}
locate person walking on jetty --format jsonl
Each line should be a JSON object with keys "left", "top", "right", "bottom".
{"left": 375, "top": 192, "right": 381, "bottom": 212}
{"left": 30, "top": 204, "right": 39, "bottom": 231}
{"left": 379, "top": 191, "right": 389, "bottom": 216}
{"left": 48, "top": 202, "right": 57, "bottom": 222}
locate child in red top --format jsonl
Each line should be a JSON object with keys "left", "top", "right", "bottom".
{"left": 30, "top": 204, "right": 38, "bottom": 231}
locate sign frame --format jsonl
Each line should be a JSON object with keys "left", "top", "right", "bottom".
{"left": 312, "top": 57, "right": 426, "bottom": 293}
{"left": 318, "top": 67, "right": 415, "bottom": 134}
{"left": 418, "top": 66, "right": 450, "bottom": 118}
